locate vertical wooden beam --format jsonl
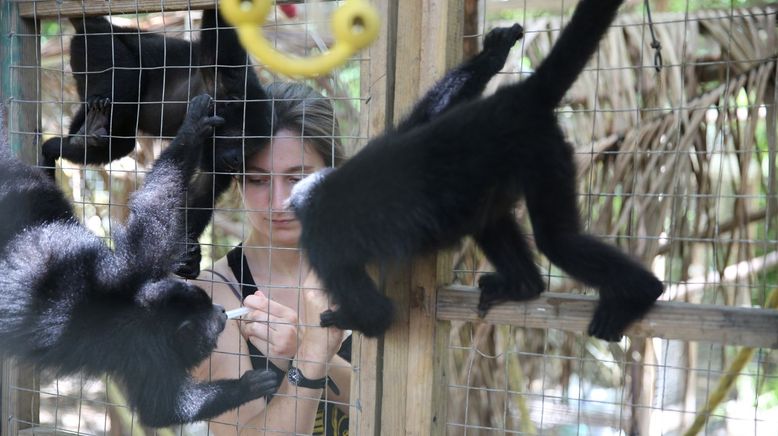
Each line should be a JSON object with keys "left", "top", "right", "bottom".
{"left": 1, "top": 0, "right": 41, "bottom": 164}
{"left": 379, "top": 1, "right": 463, "bottom": 435}
{"left": 0, "top": 1, "right": 41, "bottom": 432}
{"left": 350, "top": 1, "right": 464, "bottom": 434}
{"left": 463, "top": 0, "right": 480, "bottom": 58}
{"left": 349, "top": 0, "right": 396, "bottom": 434}
{"left": 378, "top": 0, "right": 420, "bottom": 429}
{"left": 1, "top": 359, "right": 9, "bottom": 436}
{"left": 404, "top": 254, "right": 454, "bottom": 436}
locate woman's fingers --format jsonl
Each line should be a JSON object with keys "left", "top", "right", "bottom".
{"left": 243, "top": 291, "right": 299, "bottom": 324}
{"left": 242, "top": 316, "right": 300, "bottom": 358}
{"left": 238, "top": 292, "right": 301, "bottom": 359}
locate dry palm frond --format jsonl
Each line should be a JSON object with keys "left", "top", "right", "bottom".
{"left": 448, "top": 7, "right": 777, "bottom": 434}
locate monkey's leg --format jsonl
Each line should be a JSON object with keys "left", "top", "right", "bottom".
{"left": 134, "top": 370, "right": 279, "bottom": 427}
{"left": 474, "top": 213, "right": 544, "bottom": 317}
{"left": 316, "top": 265, "right": 394, "bottom": 338}
{"left": 172, "top": 172, "right": 234, "bottom": 279}
{"left": 56, "top": 18, "right": 141, "bottom": 164}
{"left": 43, "top": 97, "right": 138, "bottom": 165}
{"left": 116, "top": 95, "right": 223, "bottom": 279}
{"left": 395, "top": 23, "right": 523, "bottom": 132}
{"left": 524, "top": 141, "right": 664, "bottom": 341}
{"left": 40, "top": 107, "right": 86, "bottom": 178}
{"left": 71, "top": 96, "right": 110, "bottom": 144}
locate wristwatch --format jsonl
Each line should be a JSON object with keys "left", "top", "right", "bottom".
{"left": 287, "top": 366, "right": 340, "bottom": 395}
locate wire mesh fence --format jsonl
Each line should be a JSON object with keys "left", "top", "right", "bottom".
{"left": 1, "top": 0, "right": 776, "bottom": 435}
{"left": 448, "top": 1, "right": 777, "bottom": 434}
{"left": 2, "top": 1, "right": 369, "bottom": 434}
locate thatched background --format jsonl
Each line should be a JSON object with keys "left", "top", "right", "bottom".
{"left": 447, "top": 5, "right": 777, "bottom": 435}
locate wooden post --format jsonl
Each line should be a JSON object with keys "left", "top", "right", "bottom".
{"left": 350, "top": 1, "right": 465, "bottom": 435}
{"left": 463, "top": 0, "right": 480, "bottom": 58}
{"left": 348, "top": 0, "right": 396, "bottom": 434}
{"left": 0, "top": 0, "right": 41, "bottom": 432}
{"left": 349, "top": 1, "right": 464, "bottom": 434}
{"left": 1, "top": 359, "right": 9, "bottom": 436}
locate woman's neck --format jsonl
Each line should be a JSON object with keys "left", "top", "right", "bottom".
{"left": 243, "top": 232, "right": 306, "bottom": 285}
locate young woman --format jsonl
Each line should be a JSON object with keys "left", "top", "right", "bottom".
{"left": 192, "top": 83, "right": 350, "bottom": 435}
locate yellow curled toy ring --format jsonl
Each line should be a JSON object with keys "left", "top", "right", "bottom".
{"left": 220, "top": 0, "right": 380, "bottom": 77}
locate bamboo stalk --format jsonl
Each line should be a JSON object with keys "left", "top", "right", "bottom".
{"left": 682, "top": 288, "right": 778, "bottom": 436}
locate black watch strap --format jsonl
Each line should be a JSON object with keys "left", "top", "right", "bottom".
{"left": 287, "top": 366, "right": 340, "bottom": 396}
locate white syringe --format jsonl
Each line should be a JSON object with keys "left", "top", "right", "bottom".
{"left": 225, "top": 307, "right": 250, "bottom": 319}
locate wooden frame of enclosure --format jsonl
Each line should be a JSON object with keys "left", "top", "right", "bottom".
{"left": 1, "top": 1, "right": 777, "bottom": 435}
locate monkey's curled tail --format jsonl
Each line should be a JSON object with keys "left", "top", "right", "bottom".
{"left": 525, "top": 0, "right": 625, "bottom": 109}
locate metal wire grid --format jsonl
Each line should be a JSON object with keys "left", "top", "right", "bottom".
{"left": 449, "top": 1, "right": 778, "bottom": 434}
{"left": 2, "top": 0, "right": 777, "bottom": 435}
{"left": 447, "top": 328, "right": 778, "bottom": 435}
{"left": 3, "top": 1, "right": 368, "bottom": 434}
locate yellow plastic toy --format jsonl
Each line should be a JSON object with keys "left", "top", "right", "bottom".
{"left": 219, "top": 0, "right": 379, "bottom": 78}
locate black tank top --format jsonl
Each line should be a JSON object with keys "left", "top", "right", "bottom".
{"left": 224, "top": 245, "right": 350, "bottom": 436}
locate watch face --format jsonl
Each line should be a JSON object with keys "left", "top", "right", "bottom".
{"left": 288, "top": 367, "right": 302, "bottom": 385}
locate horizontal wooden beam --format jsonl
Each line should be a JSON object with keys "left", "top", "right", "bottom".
{"left": 15, "top": 0, "right": 319, "bottom": 19}
{"left": 438, "top": 286, "right": 778, "bottom": 349}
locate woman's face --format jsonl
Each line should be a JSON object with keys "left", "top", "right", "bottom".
{"left": 240, "top": 128, "right": 326, "bottom": 247}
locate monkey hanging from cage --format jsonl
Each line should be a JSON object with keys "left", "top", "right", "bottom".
{"left": 0, "top": 15, "right": 527, "bottom": 426}
{"left": 0, "top": 95, "right": 279, "bottom": 428}
{"left": 287, "top": 0, "right": 664, "bottom": 341}
{"left": 40, "top": 9, "right": 270, "bottom": 279}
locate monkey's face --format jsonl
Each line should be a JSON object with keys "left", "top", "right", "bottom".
{"left": 139, "top": 280, "right": 227, "bottom": 365}
{"left": 285, "top": 167, "right": 334, "bottom": 218}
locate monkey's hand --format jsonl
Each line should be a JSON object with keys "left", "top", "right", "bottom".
{"left": 183, "top": 94, "right": 225, "bottom": 137}
{"left": 239, "top": 369, "right": 281, "bottom": 398}
{"left": 173, "top": 236, "right": 202, "bottom": 279}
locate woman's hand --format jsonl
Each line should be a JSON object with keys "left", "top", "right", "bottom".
{"left": 296, "top": 271, "right": 345, "bottom": 372}
{"left": 240, "top": 291, "right": 300, "bottom": 369}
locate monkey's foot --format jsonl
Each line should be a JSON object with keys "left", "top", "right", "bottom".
{"left": 588, "top": 299, "right": 634, "bottom": 342}
{"left": 184, "top": 94, "right": 224, "bottom": 136}
{"left": 588, "top": 279, "right": 663, "bottom": 342}
{"left": 477, "top": 272, "right": 542, "bottom": 317}
{"left": 320, "top": 297, "right": 394, "bottom": 338}
{"left": 482, "top": 23, "right": 524, "bottom": 73}
{"left": 71, "top": 96, "right": 111, "bottom": 148}
{"left": 173, "top": 237, "right": 202, "bottom": 279}
{"left": 587, "top": 294, "right": 660, "bottom": 342}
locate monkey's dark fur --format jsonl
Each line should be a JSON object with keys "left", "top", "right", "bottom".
{"left": 41, "top": 9, "right": 271, "bottom": 278}
{"left": 0, "top": 96, "right": 278, "bottom": 427}
{"left": 289, "top": 0, "right": 664, "bottom": 340}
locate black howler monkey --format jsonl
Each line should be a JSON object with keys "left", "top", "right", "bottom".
{"left": 41, "top": 9, "right": 271, "bottom": 278}
{"left": 0, "top": 95, "right": 278, "bottom": 427}
{"left": 288, "top": 0, "right": 664, "bottom": 341}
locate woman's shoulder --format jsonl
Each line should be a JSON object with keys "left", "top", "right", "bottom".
{"left": 191, "top": 257, "right": 242, "bottom": 305}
